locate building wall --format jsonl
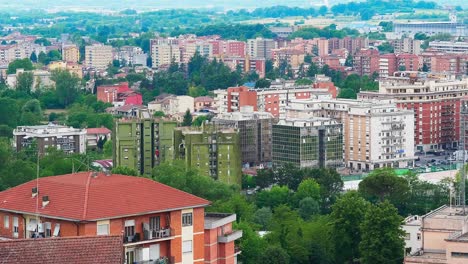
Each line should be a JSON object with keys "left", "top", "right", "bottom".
{"left": 85, "top": 45, "right": 113, "bottom": 70}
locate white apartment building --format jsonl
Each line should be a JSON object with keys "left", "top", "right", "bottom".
{"left": 85, "top": 45, "right": 113, "bottom": 71}
{"left": 117, "top": 46, "right": 147, "bottom": 66}
{"left": 428, "top": 41, "right": 468, "bottom": 53}
{"left": 147, "top": 95, "right": 194, "bottom": 116}
{"left": 0, "top": 43, "right": 47, "bottom": 64}
{"left": 151, "top": 43, "right": 181, "bottom": 68}
{"left": 183, "top": 41, "right": 213, "bottom": 63}
{"left": 247, "top": 38, "right": 277, "bottom": 59}
{"left": 285, "top": 98, "right": 415, "bottom": 171}
{"left": 62, "top": 45, "right": 80, "bottom": 63}
{"left": 402, "top": 215, "right": 422, "bottom": 255}
{"left": 13, "top": 124, "right": 87, "bottom": 154}
{"left": 392, "top": 38, "right": 422, "bottom": 55}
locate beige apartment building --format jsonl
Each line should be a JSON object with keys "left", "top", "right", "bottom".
{"left": 405, "top": 205, "right": 468, "bottom": 264}
{"left": 62, "top": 45, "right": 80, "bottom": 63}
{"left": 85, "top": 44, "right": 113, "bottom": 70}
{"left": 285, "top": 98, "right": 415, "bottom": 171}
{"left": 151, "top": 43, "right": 181, "bottom": 68}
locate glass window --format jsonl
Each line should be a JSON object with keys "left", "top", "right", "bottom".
{"left": 182, "top": 213, "right": 192, "bottom": 227}
{"left": 97, "top": 220, "right": 109, "bottom": 235}
{"left": 125, "top": 220, "right": 135, "bottom": 237}
{"left": 3, "top": 215, "right": 9, "bottom": 229}
{"left": 182, "top": 240, "right": 192, "bottom": 253}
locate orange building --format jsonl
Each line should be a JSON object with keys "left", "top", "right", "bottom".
{"left": 204, "top": 213, "right": 242, "bottom": 264}
{"left": 0, "top": 172, "right": 212, "bottom": 264}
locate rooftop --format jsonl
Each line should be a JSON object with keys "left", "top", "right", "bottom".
{"left": 0, "top": 172, "right": 210, "bottom": 221}
{"left": 86, "top": 127, "right": 112, "bottom": 135}
{"left": 0, "top": 235, "right": 123, "bottom": 264}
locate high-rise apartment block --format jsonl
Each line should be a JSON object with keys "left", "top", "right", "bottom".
{"left": 213, "top": 107, "right": 274, "bottom": 167}
{"left": 150, "top": 43, "right": 181, "bottom": 69}
{"left": 85, "top": 45, "right": 113, "bottom": 70}
{"left": 62, "top": 45, "right": 80, "bottom": 63}
{"left": 247, "top": 38, "right": 277, "bottom": 59}
{"left": 360, "top": 77, "right": 468, "bottom": 151}
{"left": 13, "top": 124, "right": 86, "bottom": 155}
{"left": 353, "top": 48, "right": 380, "bottom": 76}
{"left": 272, "top": 118, "right": 343, "bottom": 168}
{"left": 391, "top": 38, "right": 422, "bottom": 55}
{"left": 174, "top": 126, "right": 242, "bottom": 186}
{"left": 113, "top": 119, "right": 177, "bottom": 175}
{"left": 285, "top": 99, "right": 415, "bottom": 171}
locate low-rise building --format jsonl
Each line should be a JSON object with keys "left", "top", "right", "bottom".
{"left": 0, "top": 172, "right": 211, "bottom": 264}
{"left": 13, "top": 124, "right": 86, "bottom": 154}
{"left": 194, "top": 96, "right": 214, "bottom": 112}
{"left": 86, "top": 127, "right": 111, "bottom": 149}
{"left": 272, "top": 118, "right": 343, "bottom": 168}
{"left": 403, "top": 215, "right": 422, "bottom": 256}
{"left": 147, "top": 95, "right": 194, "bottom": 116}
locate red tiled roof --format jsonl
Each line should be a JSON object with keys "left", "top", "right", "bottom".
{"left": 0, "top": 172, "right": 210, "bottom": 221}
{"left": 0, "top": 235, "right": 123, "bottom": 264}
{"left": 194, "top": 96, "right": 214, "bottom": 103}
{"left": 86, "top": 127, "right": 112, "bottom": 135}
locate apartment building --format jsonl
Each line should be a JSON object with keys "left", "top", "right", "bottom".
{"left": 48, "top": 61, "right": 83, "bottom": 78}
{"left": 62, "top": 44, "right": 80, "bottom": 63}
{"left": 86, "top": 127, "right": 111, "bottom": 149}
{"left": 214, "top": 85, "right": 332, "bottom": 118}
{"left": 0, "top": 42, "right": 47, "bottom": 64}
{"left": 402, "top": 215, "right": 422, "bottom": 256}
{"left": 359, "top": 77, "right": 468, "bottom": 151}
{"left": 96, "top": 82, "right": 142, "bottom": 106}
{"left": 222, "top": 57, "right": 266, "bottom": 78}
{"left": 204, "top": 213, "right": 243, "bottom": 264}
{"left": 328, "top": 37, "right": 369, "bottom": 55}
{"left": 285, "top": 98, "right": 415, "bottom": 170}
{"left": 213, "top": 107, "right": 274, "bottom": 168}
{"left": 353, "top": 48, "right": 380, "bottom": 76}
{"left": 421, "top": 52, "right": 468, "bottom": 76}
{"left": 174, "top": 126, "right": 242, "bottom": 186}
{"left": 247, "top": 38, "right": 277, "bottom": 59}
{"left": 429, "top": 41, "right": 468, "bottom": 53}
{"left": 392, "top": 38, "right": 422, "bottom": 55}
{"left": 272, "top": 118, "right": 343, "bottom": 168}
{"left": 379, "top": 53, "right": 398, "bottom": 78}
{"left": 271, "top": 48, "right": 305, "bottom": 68}
{"left": 117, "top": 46, "right": 147, "bottom": 66}
{"left": 13, "top": 124, "right": 86, "bottom": 155}
{"left": 151, "top": 43, "right": 181, "bottom": 68}
{"left": 148, "top": 95, "right": 195, "bottom": 116}
{"left": 405, "top": 205, "right": 468, "bottom": 264}
{"left": 0, "top": 172, "right": 211, "bottom": 264}
{"left": 113, "top": 119, "right": 178, "bottom": 175}
{"left": 85, "top": 45, "right": 113, "bottom": 70}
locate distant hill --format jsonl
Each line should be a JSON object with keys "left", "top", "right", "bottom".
{"left": 0, "top": 0, "right": 465, "bottom": 12}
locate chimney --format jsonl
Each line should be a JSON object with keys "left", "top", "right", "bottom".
{"left": 32, "top": 187, "right": 38, "bottom": 198}
{"left": 42, "top": 196, "right": 49, "bottom": 207}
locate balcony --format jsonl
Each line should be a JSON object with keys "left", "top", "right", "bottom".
{"left": 124, "top": 226, "right": 173, "bottom": 247}
{"left": 134, "top": 256, "right": 175, "bottom": 264}
{"left": 218, "top": 230, "right": 243, "bottom": 243}
{"left": 143, "top": 227, "right": 172, "bottom": 241}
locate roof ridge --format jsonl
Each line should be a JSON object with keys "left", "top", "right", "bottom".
{"left": 81, "top": 172, "right": 93, "bottom": 220}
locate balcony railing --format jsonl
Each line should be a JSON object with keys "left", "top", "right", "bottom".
{"left": 134, "top": 256, "right": 175, "bottom": 264}
{"left": 218, "top": 230, "right": 243, "bottom": 243}
{"left": 142, "top": 224, "right": 172, "bottom": 241}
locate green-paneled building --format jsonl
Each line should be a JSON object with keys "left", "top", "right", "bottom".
{"left": 272, "top": 118, "right": 343, "bottom": 169}
{"left": 113, "top": 118, "right": 177, "bottom": 175}
{"left": 174, "top": 126, "right": 242, "bottom": 186}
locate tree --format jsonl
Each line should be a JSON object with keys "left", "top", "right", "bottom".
{"left": 360, "top": 201, "right": 405, "bottom": 264}
{"left": 295, "top": 78, "right": 313, "bottom": 86}
{"left": 260, "top": 245, "right": 290, "bottom": 264}
{"left": 330, "top": 191, "right": 371, "bottom": 263}
{"left": 255, "top": 78, "right": 271, "bottom": 88}
{"left": 253, "top": 207, "right": 273, "bottom": 230}
{"left": 7, "top": 58, "right": 34, "bottom": 74}
{"left": 103, "top": 140, "right": 113, "bottom": 158}
{"left": 51, "top": 69, "right": 81, "bottom": 107}
{"left": 182, "top": 109, "right": 192, "bottom": 126}
{"left": 16, "top": 71, "right": 34, "bottom": 94}
{"left": 192, "top": 115, "right": 211, "bottom": 127}
{"left": 358, "top": 168, "right": 410, "bottom": 213}
{"left": 112, "top": 166, "right": 139, "bottom": 176}
{"left": 20, "top": 99, "right": 43, "bottom": 125}
{"left": 153, "top": 111, "right": 165, "bottom": 117}
{"left": 296, "top": 178, "right": 320, "bottom": 201}
{"left": 30, "top": 52, "right": 38, "bottom": 63}
{"left": 256, "top": 185, "right": 291, "bottom": 209}
{"left": 298, "top": 197, "right": 320, "bottom": 220}
{"left": 236, "top": 222, "right": 268, "bottom": 264}
{"left": 318, "top": 6, "right": 328, "bottom": 16}
{"left": 0, "top": 98, "right": 20, "bottom": 128}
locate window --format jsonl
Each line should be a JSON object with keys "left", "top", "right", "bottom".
{"left": 417, "top": 233, "right": 421, "bottom": 241}
{"left": 125, "top": 220, "right": 135, "bottom": 237}
{"left": 452, "top": 252, "right": 468, "bottom": 258}
{"left": 182, "top": 213, "right": 192, "bottom": 227}
{"left": 4, "top": 215, "right": 9, "bottom": 229}
{"left": 405, "top": 233, "right": 410, "bottom": 240}
{"left": 97, "top": 220, "right": 109, "bottom": 235}
{"left": 13, "top": 217, "right": 19, "bottom": 238}
{"left": 149, "top": 216, "right": 161, "bottom": 231}
{"left": 182, "top": 240, "right": 192, "bottom": 253}
{"left": 44, "top": 222, "right": 52, "bottom": 237}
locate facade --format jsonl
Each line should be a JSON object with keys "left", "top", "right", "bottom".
{"left": 285, "top": 98, "right": 415, "bottom": 171}
{"left": 428, "top": 41, "right": 468, "bottom": 53}
{"left": 272, "top": 118, "right": 343, "bottom": 168}
{"left": 96, "top": 82, "right": 142, "bottom": 106}
{"left": 148, "top": 95, "right": 195, "bottom": 116}
{"left": 174, "top": 126, "right": 242, "bottom": 186}
{"left": 359, "top": 77, "right": 468, "bottom": 151}
{"left": 204, "top": 213, "right": 242, "bottom": 264}
{"left": 394, "top": 22, "right": 467, "bottom": 37}
{"left": 86, "top": 127, "right": 111, "bottom": 149}
{"left": 214, "top": 86, "right": 258, "bottom": 114}
{"left": 113, "top": 119, "right": 178, "bottom": 175}
{"left": 13, "top": 124, "right": 86, "bottom": 154}
{"left": 328, "top": 37, "right": 369, "bottom": 55}
{"left": 402, "top": 215, "right": 422, "bottom": 256}
{"left": 85, "top": 45, "right": 113, "bottom": 71}
{"left": 0, "top": 172, "right": 210, "bottom": 264}
{"left": 151, "top": 43, "right": 181, "bottom": 68}
{"left": 405, "top": 206, "right": 468, "bottom": 264}
{"left": 213, "top": 107, "right": 274, "bottom": 167}
{"left": 62, "top": 45, "right": 80, "bottom": 63}
{"left": 392, "top": 38, "right": 422, "bottom": 55}
{"left": 271, "top": 48, "right": 305, "bottom": 68}
{"left": 247, "top": 38, "right": 277, "bottom": 59}
{"left": 194, "top": 96, "right": 214, "bottom": 112}
{"left": 353, "top": 48, "right": 380, "bottom": 76}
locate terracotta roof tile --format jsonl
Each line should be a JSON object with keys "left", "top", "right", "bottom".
{"left": 0, "top": 172, "right": 210, "bottom": 221}
{"left": 86, "top": 127, "right": 112, "bottom": 135}
{"left": 0, "top": 235, "right": 123, "bottom": 264}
